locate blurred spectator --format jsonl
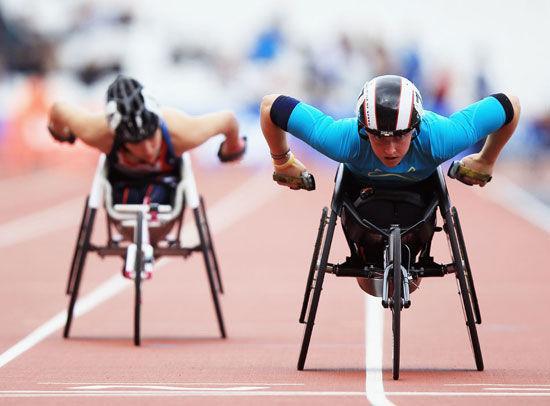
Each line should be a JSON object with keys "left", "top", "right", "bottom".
{"left": 0, "top": 8, "right": 54, "bottom": 74}
{"left": 400, "top": 43, "right": 423, "bottom": 93}
{"left": 249, "top": 18, "right": 284, "bottom": 62}
{"left": 427, "top": 69, "right": 453, "bottom": 117}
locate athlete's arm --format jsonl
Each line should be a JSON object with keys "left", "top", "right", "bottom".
{"left": 161, "top": 107, "right": 242, "bottom": 156}
{"left": 428, "top": 94, "right": 518, "bottom": 162}
{"left": 261, "top": 95, "right": 360, "bottom": 162}
{"left": 476, "top": 93, "right": 520, "bottom": 164}
{"left": 48, "top": 102, "right": 113, "bottom": 152}
{"left": 429, "top": 93, "right": 520, "bottom": 186}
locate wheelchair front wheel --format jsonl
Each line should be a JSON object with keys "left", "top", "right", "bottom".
{"left": 134, "top": 211, "right": 144, "bottom": 346}
{"left": 390, "top": 227, "right": 402, "bottom": 380}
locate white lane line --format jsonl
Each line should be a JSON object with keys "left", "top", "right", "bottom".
{"left": 39, "top": 382, "right": 304, "bottom": 386}
{"left": 0, "top": 168, "right": 279, "bottom": 369}
{"left": 365, "top": 294, "right": 395, "bottom": 406}
{"left": 484, "top": 388, "right": 550, "bottom": 391}
{"left": 0, "top": 197, "right": 83, "bottom": 248}
{"left": 446, "top": 383, "right": 550, "bottom": 387}
{"left": 385, "top": 392, "right": 550, "bottom": 397}
{"left": 479, "top": 175, "right": 550, "bottom": 235}
{"left": 1, "top": 390, "right": 550, "bottom": 398}
{"left": 0, "top": 275, "right": 128, "bottom": 368}
{"left": 71, "top": 385, "right": 269, "bottom": 391}
{"left": 0, "top": 390, "right": 364, "bottom": 397}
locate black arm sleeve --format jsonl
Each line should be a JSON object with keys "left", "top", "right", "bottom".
{"left": 269, "top": 95, "right": 300, "bottom": 131}
{"left": 490, "top": 93, "right": 514, "bottom": 126}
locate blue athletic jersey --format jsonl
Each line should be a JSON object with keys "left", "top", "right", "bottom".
{"left": 281, "top": 96, "right": 507, "bottom": 185}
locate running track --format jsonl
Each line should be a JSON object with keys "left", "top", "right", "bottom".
{"left": 0, "top": 156, "right": 549, "bottom": 405}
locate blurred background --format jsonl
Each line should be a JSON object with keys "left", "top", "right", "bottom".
{"left": 1, "top": 0, "right": 549, "bottom": 203}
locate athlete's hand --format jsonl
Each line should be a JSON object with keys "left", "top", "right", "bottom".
{"left": 47, "top": 125, "right": 76, "bottom": 144}
{"left": 47, "top": 106, "right": 76, "bottom": 144}
{"left": 272, "top": 153, "right": 315, "bottom": 191}
{"left": 218, "top": 136, "right": 247, "bottom": 163}
{"left": 455, "top": 153, "right": 493, "bottom": 187}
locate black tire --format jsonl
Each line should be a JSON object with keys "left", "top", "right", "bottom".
{"left": 390, "top": 227, "right": 402, "bottom": 380}
{"left": 452, "top": 207, "right": 481, "bottom": 324}
{"left": 66, "top": 197, "right": 90, "bottom": 295}
{"left": 446, "top": 212, "right": 484, "bottom": 371}
{"left": 200, "top": 197, "right": 223, "bottom": 294}
{"left": 195, "top": 207, "right": 226, "bottom": 338}
{"left": 63, "top": 207, "right": 96, "bottom": 338}
{"left": 134, "top": 211, "right": 143, "bottom": 346}
{"left": 297, "top": 209, "right": 336, "bottom": 371}
{"left": 299, "top": 207, "right": 328, "bottom": 324}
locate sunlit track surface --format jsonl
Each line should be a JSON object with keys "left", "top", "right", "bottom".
{"left": 0, "top": 160, "right": 549, "bottom": 405}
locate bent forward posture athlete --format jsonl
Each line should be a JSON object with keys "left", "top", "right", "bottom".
{"left": 261, "top": 75, "right": 519, "bottom": 191}
{"left": 48, "top": 74, "right": 247, "bottom": 205}
{"left": 260, "top": 75, "right": 520, "bottom": 281}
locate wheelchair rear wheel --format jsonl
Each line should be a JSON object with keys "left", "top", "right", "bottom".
{"left": 200, "top": 196, "right": 223, "bottom": 294}
{"left": 134, "top": 211, "right": 144, "bottom": 346}
{"left": 195, "top": 201, "right": 226, "bottom": 338}
{"left": 300, "top": 207, "right": 328, "bottom": 324}
{"left": 390, "top": 227, "right": 402, "bottom": 380}
{"left": 445, "top": 210, "right": 483, "bottom": 371}
{"left": 452, "top": 207, "right": 481, "bottom": 323}
{"left": 297, "top": 208, "right": 336, "bottom": 371}
{"left": 63, "top": 199, "right": 96, "bottom": 339}
{"left": 66, "top": 196, "right": 90, "bottom": 295}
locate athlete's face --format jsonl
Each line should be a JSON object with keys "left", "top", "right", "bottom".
{"left": 124, "top": 129, "right": 162, "bottom": 164}
{"left": 367, "top": 132, "right": 413, "bottom": 167}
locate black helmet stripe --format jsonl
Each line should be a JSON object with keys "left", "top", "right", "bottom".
{"left": 357, "top": 75, "right": 423, "bottom": 137}
{"left": 374, "top": 75, "right": 401, "bottom": 131}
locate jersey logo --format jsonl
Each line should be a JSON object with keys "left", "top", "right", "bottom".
{"left": 367, "top": 167, "right": 417, "bottom": 180}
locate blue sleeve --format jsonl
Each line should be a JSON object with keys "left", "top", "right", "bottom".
{"left": 427, "top": 96, "right": 507, "bottom": 162}
{"left": 284, "top": 102, "right": 360, "bottom": 163}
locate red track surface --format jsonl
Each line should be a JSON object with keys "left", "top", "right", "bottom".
{"left": 0, "top": 158, "right": 549, "bottom": 405}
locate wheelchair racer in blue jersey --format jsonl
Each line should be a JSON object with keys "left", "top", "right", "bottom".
{"left": 48, "top": 75, "right": 247, "bottom": 204}
{"left": 260, "top": 75, "right": 520, "bottom": 190}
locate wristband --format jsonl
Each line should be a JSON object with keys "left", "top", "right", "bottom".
{"left": 270, "top": 148, "right": 290, "bottom": 160}
{"left": 273, "top": 151, "right": 296, "bottom": 170}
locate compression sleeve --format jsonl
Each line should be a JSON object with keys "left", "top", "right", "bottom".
{"left": 427, "top": 95, "right": 507, "bottom": 162}
{"left": 270, "top": 96, "right": 300, "bottom": 131}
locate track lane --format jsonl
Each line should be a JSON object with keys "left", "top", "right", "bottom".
{"left": 0, "top": 162, "right": 549, "bottom": 404}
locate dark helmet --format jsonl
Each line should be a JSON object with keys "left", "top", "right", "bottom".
{"left": 356, "top": 75, "right": 423, "bottom": 140}
{"left": 105, "top": 75, "right": 160, "bottom": 143}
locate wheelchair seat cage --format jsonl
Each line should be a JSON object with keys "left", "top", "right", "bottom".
{"left": 298, "top": 164, "right": 484, "bottom": 380}
{"left": 63, "top": 152, "right": 226, "bottom": 346}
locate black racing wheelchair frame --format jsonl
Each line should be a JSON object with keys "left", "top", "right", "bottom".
{"left": 298, "top": 164, "right": 483, "bottom": 380}
{"left": 63, "top": 153, "right": 226, "bottom": 346}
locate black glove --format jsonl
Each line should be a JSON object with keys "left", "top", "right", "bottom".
{"left": 48, "top": 125, "right": 76, "bottom": 144}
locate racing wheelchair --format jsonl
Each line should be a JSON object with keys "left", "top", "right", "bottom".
{"left": 297, "top": 163, "right": 483, "bottom": 380}
{"left": 63, "top": 152, "right": 225, "bottom": 346}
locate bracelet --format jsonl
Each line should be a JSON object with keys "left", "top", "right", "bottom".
{"left": 270, "top": 148, "right": 290, "bottom": 160}
{"left": 273, "top": 151, "right": 296, "bottom": 170}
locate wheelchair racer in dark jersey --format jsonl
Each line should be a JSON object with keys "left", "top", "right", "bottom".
{"left": 260, "top": 74, "right": 520, "bottom": 272}
{"left": 48, "top": 75, "right": 247, "bottom": 205}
